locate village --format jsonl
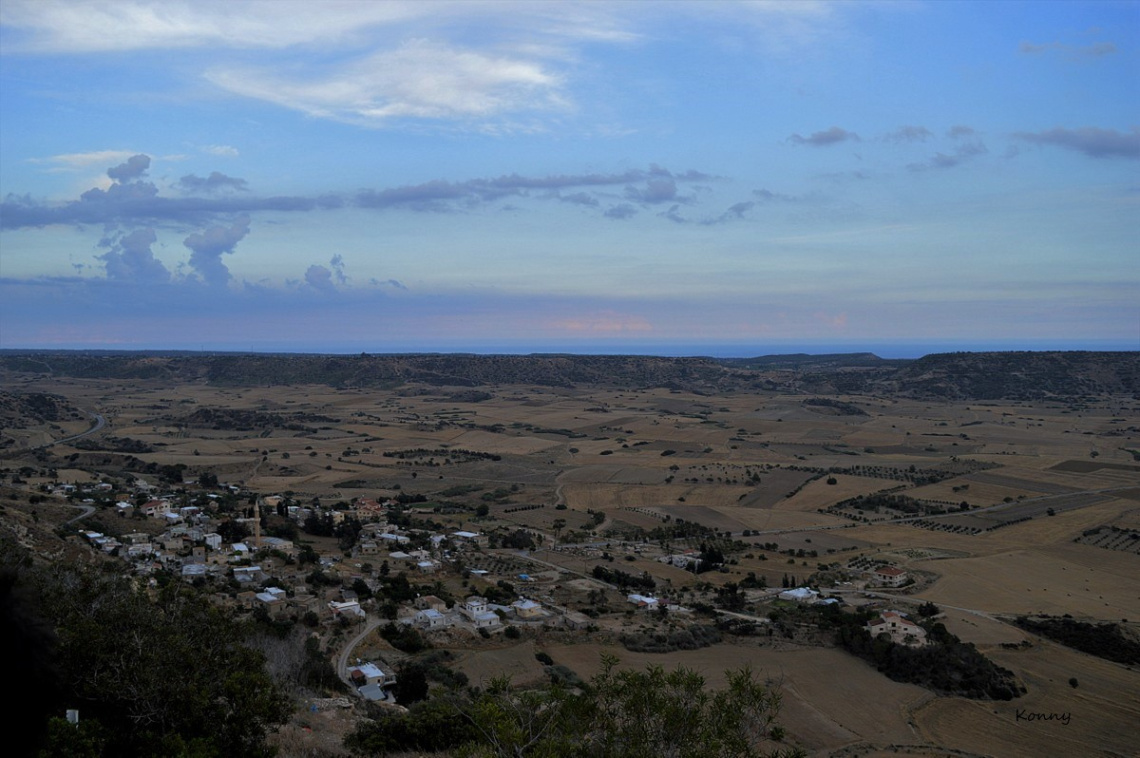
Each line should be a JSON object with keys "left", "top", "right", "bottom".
{"left": 25, "top": 468, "right": 937, "bottom": 709}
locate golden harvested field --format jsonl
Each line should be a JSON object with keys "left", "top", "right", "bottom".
{"left": 543, "top": 641, "right": 933, "bottom": 754}
{"left": 914, "top": 637, "right": 1140, "bottom": 758}
{"left": 776, "top": 474, "right": 898, "bottom": 511}
{"left": 915, "top": 545, "right": 1140, "bottom": 619}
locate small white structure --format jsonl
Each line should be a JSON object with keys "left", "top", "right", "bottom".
{"left": 329, "top": 600, "right": 366, "bottom": 620}
{"left": 350, "top": 662, "right": 397, "bottom": 687}
{"left": 414, "top": 608, "right": 449, "bottom": 629}
{"left": 627, "top": 594, "right": 659, "bottom": 609}
{"left": 512, "top": 598, "right": 546, "bottom": 620}
{"left": 778, "top": 587, "right": 820, "bottom": 603}
{"left": 460, "top": 596, "right": 501, "bottom": 628}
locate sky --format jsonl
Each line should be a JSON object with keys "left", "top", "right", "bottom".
{"left": 1, "top": 0, "right": 1137, "bottom": 357}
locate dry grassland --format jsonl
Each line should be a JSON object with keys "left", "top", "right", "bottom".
{"left": 776, "top": 474, "right": 898, "bottom": 511}
{"left": 12, "top": 375, "right": 1140, "bottom": 758}
{"left": 451, "top": 640, "right": 547, "bottom": 688}
{"left": 914, "top": 636, "right": 1140, "bottom": 758}
{"left": 542, "top": 641, "right": 932, "bottom": 754}
{"left": 915, "top": 546, "right": 1139, "bottom": 620}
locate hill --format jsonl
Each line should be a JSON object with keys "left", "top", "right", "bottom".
{"left": 0, "top": 350, "right": 1136, "bottom": 400}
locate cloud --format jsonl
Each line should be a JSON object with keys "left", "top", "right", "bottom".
{"left": 1, "top": 154, "right": 330, "bottom": 229}
{"left": 626, "top": 177, "right": 678, "bottom": 204}
{"left": 305, "top": 265, "right": 335, "bottom": 292}
{"left": 106, "top": 154, "right": 151, "bottom": 182}
{"left": 947, "top": 125, "right": 976, "bottom": 139}
{"left": 0, "top": 1, "right": 428, "bottom": 53}
{"left": 329, "top": 254, "right": 347, "bottom": 285}
{"left": 658, "top": 204, "right": 688, "bottom": 224}
{"left": 789, "top": 126, "right": 860, "bottom": 147}
{"left": 30, "top": 149, "right": 140, "bottom": 172}
{"left": 371, "top": 278, "right": 407, "bottom": 290}
{"left": 182, "top": 216, "right": 251, "bottom": 286}
{"left": 604, "top": 204, "right": 637, "bottom": 220}
{"left": 1013, "top": 127, "right": 1140, "bottom": 160}
{"left": 698, "top": 201, "right": 755, "bottom": 226}
{"left": 97, "top": 227, "right": 170, "bottom": 284}
{"left": 355, "top": 166, "right": 708, "bottom": 212}
{"left": 884, "top": 125, "right": 932, "bottom": 144}
{"left": 202, "top": 145, "right": 239, "bottom": 157}
{"left": 1019, "top": 40, "right": 1117, "bottom": 58}
{"left": 752, "top": 189, "right": 797, "bottom": 202}
{"left": 178, "top": 172, "right": 250, "bottom": 194}
{"left": 557, "top": 192, "right": 600, "bottom": 207}
{"left": 1, "top": 154, "right": 714, "bottom": 230}
{"left": 207, "top": 39, "right": 567, "bottom": 128}
{"left": 908, "top": 140, "right": 988, "bottom": 171}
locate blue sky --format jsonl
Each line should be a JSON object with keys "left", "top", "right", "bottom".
{"left": 1, "top": 0, "right": 1137, "bottom": 356}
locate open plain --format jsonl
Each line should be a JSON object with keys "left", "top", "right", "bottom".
{"left": 2, "top": 352, "right": 1138, "bottom": 757}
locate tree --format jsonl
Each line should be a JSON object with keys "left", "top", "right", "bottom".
{"left": 40, "top": 567, "right": 290, "bottom": 757}
{"left": 394, "top": 662, "right": 430, "bottom": 706}
{"left": 452, "top": 656, "right": 801, "bottom": 758}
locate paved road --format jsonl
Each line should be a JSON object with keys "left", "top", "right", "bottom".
{"left": 31, "top": 411, "right": 106, "bottom": 450}
{"left": 64, "top": 503, "right": 98, "bottom": 525}
{"left": 336, "top": 617, "right": 385, "bottom": 692}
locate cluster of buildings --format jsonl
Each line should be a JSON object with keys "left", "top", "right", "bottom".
{"left": 67, "top": 482, "right": 601, "bottom": 640}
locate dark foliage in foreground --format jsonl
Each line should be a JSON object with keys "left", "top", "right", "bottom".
{"left": 2, "top": 538, "right": 290, "bottom": 758}
{"left": 345, "top": 656, "right": 804, "bottom": 758}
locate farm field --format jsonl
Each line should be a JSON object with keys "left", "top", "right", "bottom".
{"left": 3, "top": 362, "right": 1139, "bottom": 758}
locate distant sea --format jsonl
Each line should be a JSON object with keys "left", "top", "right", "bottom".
{"left": 5, "top": 339, "right": 1135, "bottom": 359}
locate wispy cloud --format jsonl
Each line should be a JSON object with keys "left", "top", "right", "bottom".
{"left": 789, "top": 126, "right": 860, "bottom": 147}
{"left": 29, "top": 149, "right": 140, "bottom": 172}
{"left": 883, "top": 125, "right": 932, "bottom": 144}
{"left": 2, "top": 158, "right": 717, "bottom": 229}
{"left": 0, "top": 0, "right": 425, "bottom": 53}
{"left": 908, "top": 140, "right": 988, "bottom": 171}
{"left": 207, "top": 39, "right": 569, "bottom": 128}
{"left": 202, "top": 144, "right": 239, "bottom": 157}
{"left": 178, "top": 172, "right": 249, "bottom": 194}
{"left": 1013, "top": 126, "right": 1140, "bottom": 160}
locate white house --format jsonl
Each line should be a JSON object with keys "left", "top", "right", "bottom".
{"left": 512, "top": 598, "right": 546, "bottom": 620}
{"left": 866, "top": 611, "right": 927, "bottom": 646}
{"left": 414, "top": 608, "right": 449, "bottom": 629}
{"left": 140, "top": 499, "right": 172, "bottom": 518}
{"left": 873, "top": 566, "right": 909, "bottom": 588}
{"left": 350, "top": 662, "right": 397, "bottom": 687}
{"left": 460, "top": 596, "right": 501, "bottom": 628}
